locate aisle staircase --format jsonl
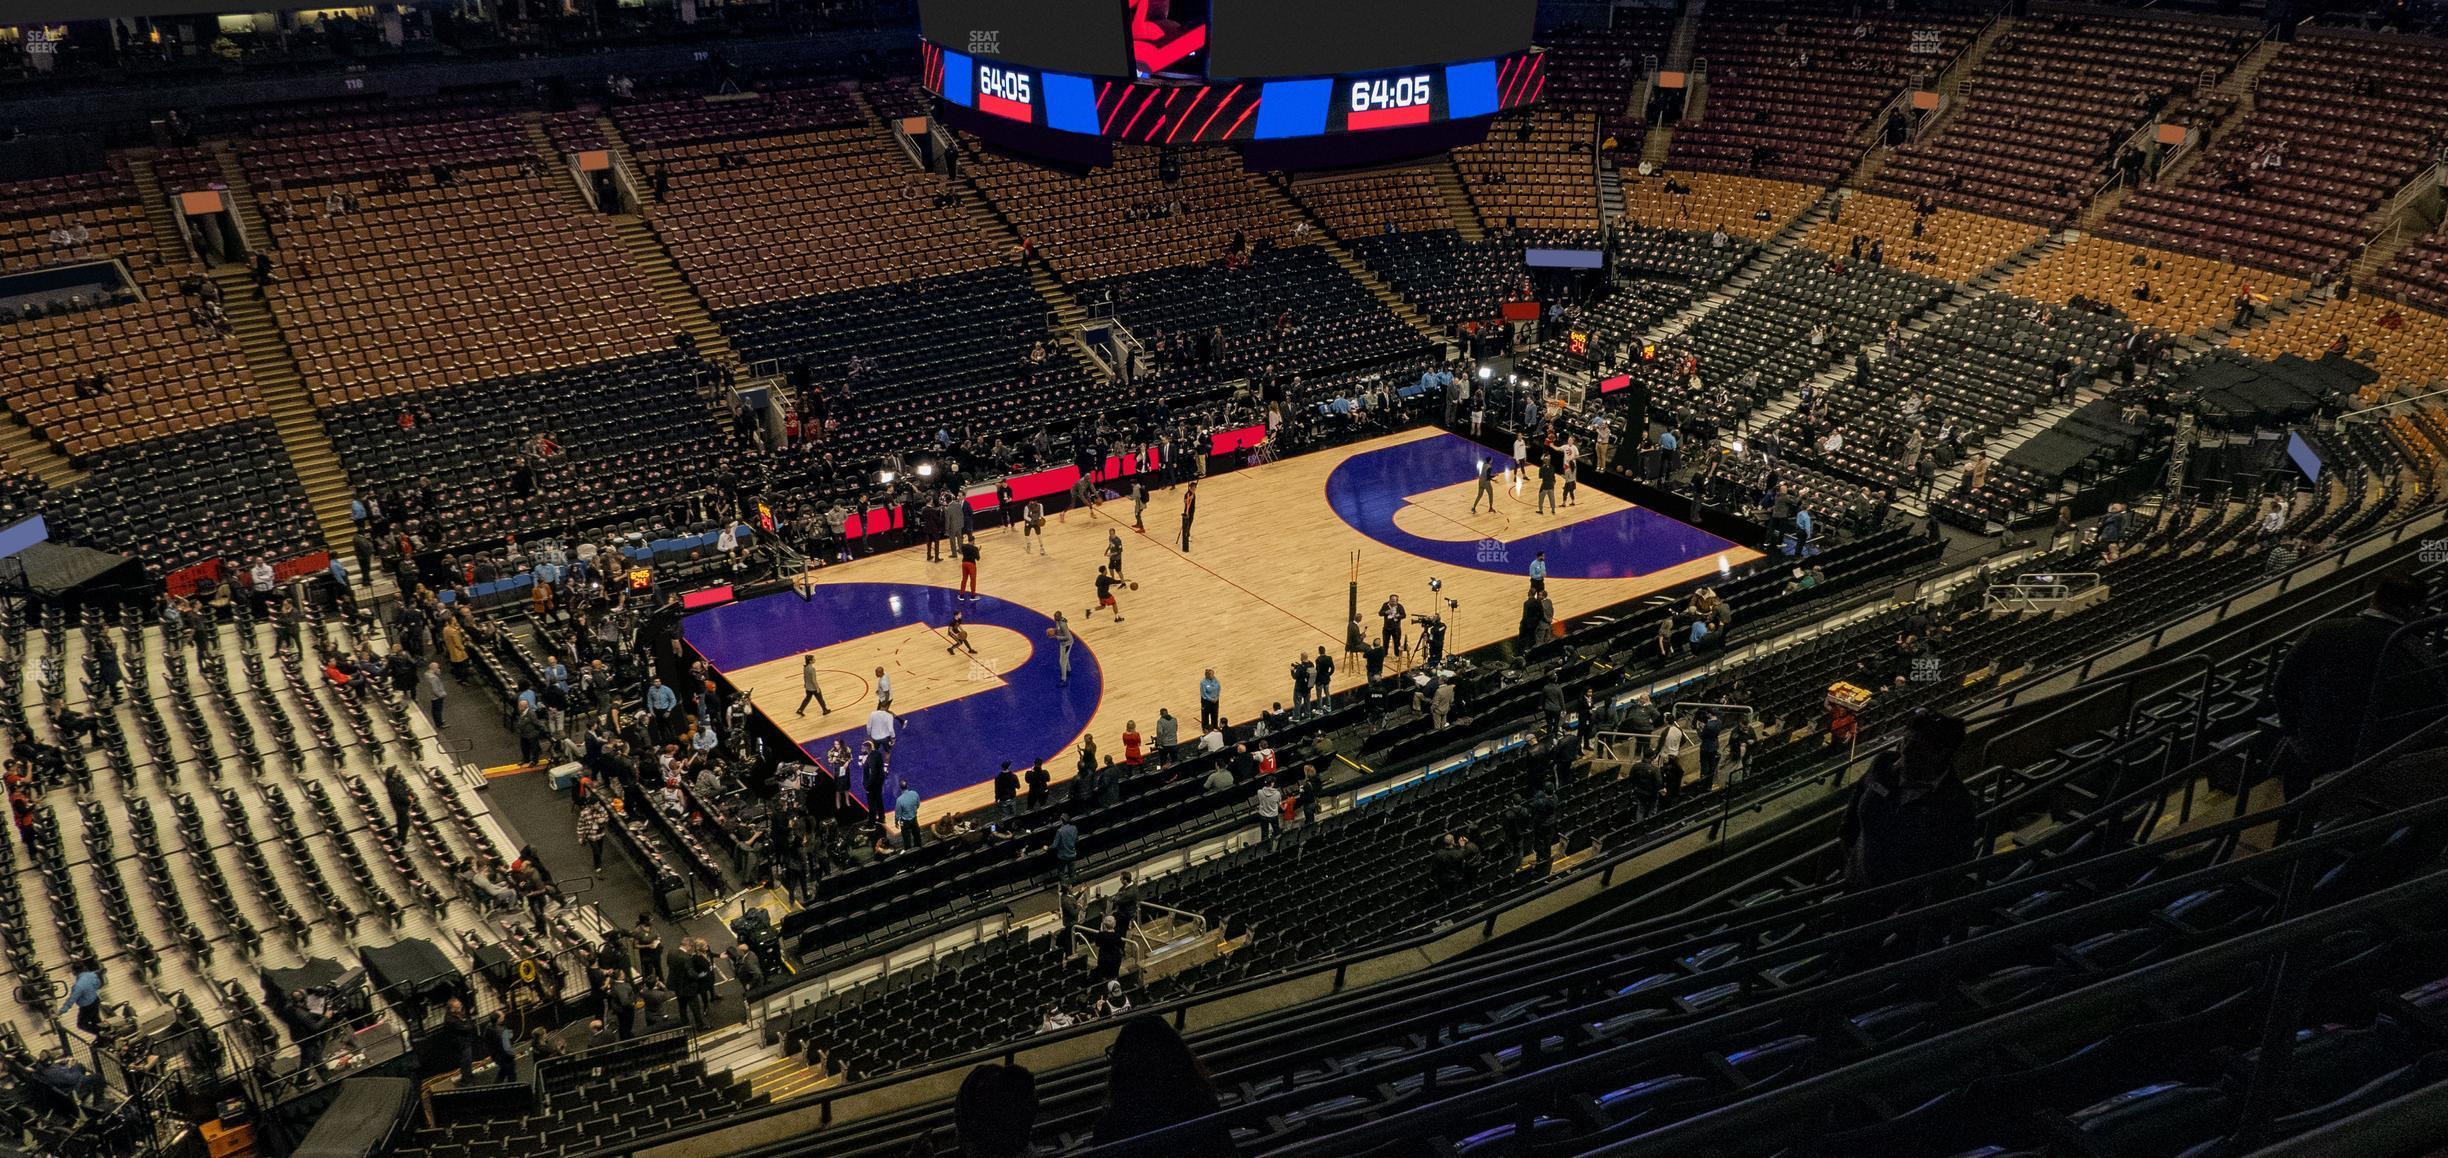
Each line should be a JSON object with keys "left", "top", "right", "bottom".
{"left": 2152, "top": 36, "right": 2283, "bottom": 190}
{"left": 1927, "top": 15, "right": 2017, "bottom": 133}
{"left": 1740, "top": 231, "right": 2068, "bottom": 509}
{"left": 608, "top": 217, "right": 739, "bottom": 370}
{"left": 517, "top": 114, "right": 597, "bottom": 214}
{"left": 1272, "top": 179, "right": 1449, "bottom": 347}
{"left": 594, "top": 115, "right": 655, "bottom": 208}
{"left": 1664, "top": 1, "right": 1704, "bottom": 72}
{"left": 0, "top": 406, "right": 81, "bottom": 491}
{"left": 125, "top": 154, "right": 197, "bottom": 266}
{"left": 1846, "top": 14, "right": 2017, "bottom": 191}
{"left": 204, "top": 268, "right": 352, "bottom": 551}
{"left": 2076, "top": 184, "right": 2135, "bottom": 232}
{"left": 922, "top": 159, "right": 1109, "bottom": 376}
{"left": 1640, "top": 125, "right": 1674, "bottom": 169}
{"left": 1642, "top": 187, "right": 1838, "bottom": 347}
{"left": 1432, "top": 158, "right": 1485, "bottom": 241}
{"left": 204, "top": 140, "right": 270, "bottom": 258}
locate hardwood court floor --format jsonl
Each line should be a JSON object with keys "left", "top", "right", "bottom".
{"left": 690, "top": 427, "right": 1759, "bottom": 820}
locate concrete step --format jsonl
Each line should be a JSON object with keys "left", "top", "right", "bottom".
{"left": 1432, "top": 157, "right": 1484, "bottom": 241}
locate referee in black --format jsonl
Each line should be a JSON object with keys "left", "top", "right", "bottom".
{"left": 1179, "top": 480, "right": 1198, "bottom": 552}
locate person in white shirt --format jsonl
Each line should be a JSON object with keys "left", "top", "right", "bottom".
{"left": 873, "top": 666, "right": 893, "bottom": 709}
{"left": 867, "top": 707, "right": 897, "bottom": 751}
{"left": 1199, "top": 726, "right": 1226, "bottom": 753}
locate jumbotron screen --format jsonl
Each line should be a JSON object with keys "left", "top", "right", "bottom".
{"left": 917, "top": 0, "right": 1133, "bottom": 79}
{"left": 1206, "top": 0, "right": 1537, "bottom": 79}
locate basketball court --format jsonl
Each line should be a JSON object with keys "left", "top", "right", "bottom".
{"left": 682, "top": 427, "right": 1759, "bottom": 819}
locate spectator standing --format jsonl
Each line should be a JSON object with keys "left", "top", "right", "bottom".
{"left": 1092, "top": 1017, "right": 1232, "bottom": 1153}
{"left": 2269, "top": 570, "right": 2444, "bottom": 799}
{"left": 1253, "top": 778, "right": 1282, "bottom": 845}
{"left": 385, "top": 766, "right": 416, "bottom": 842}
{"left": 1025, "top": 759, "right": 1052, "bottom": 811}
{"left": 425, "top": 661, "right": 449, "bottom": 726}
{"left": 1839, "top": 711, "right": 1976, "bottom": 888}
{"left": 994, "top": 762, "right": 1020, "bottom": 821}
{"left": 1053, "top": 819, "right": 1080, "bottom": 881}
{"left": 56, "top": 960, "right": 101, "bottom": 1034}
{"left": 1197, "top": 670, "right": 1221, "bottom": 731}
{"left": 577, "top": 799, "right": 610, "bottom": 870}
{"left": 896, "top": 782, "right": 924, "bottom": 849}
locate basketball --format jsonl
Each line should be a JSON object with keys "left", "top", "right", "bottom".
{"left": 1129, "top": 582, "right": 1141, "bottom": 591}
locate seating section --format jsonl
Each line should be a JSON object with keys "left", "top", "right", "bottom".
{"left": 2372, "top": 222, "right": 2448, "bottom": 316}
{"left": 1932, "top": 394, "right": 2158, "bottom": 531}
{"left": 1514, "top": 231, "right": 1759, "bottom": 388}
{"left": 1541, "top": 16, "right": 1676, "bottom": 115}
{"left": 967, "top": 143, "right": 1311, "bottom": 282}
{"left": 1084, "top": 246, "right": 1435, "bottom": 392}
{"left": 1771, "top": 293, "right": 2135, "bottom": 506}
{"left": 1453, "top": 112, "right": 1602, "bottom": 233}
{"left": 395, "top": 1039, "right": 761, "bottom": 1157}
{"left": 1625, "top": 251, "right": 1952, "bottom": 434}
{"left": 1800, "top": 192, "right": 2045, "bottom": 282}
{"left": 2230, "top": 294, "right": 2448, "bottom": 396}
{"left": 622, "top": 92, "right": 1005, "bottom": 310}
{"left": 42, "top": 421, "right": 323, "bottom": 578}
{"left": 1283, "top": 168, "right": 1452, "bottom": 239}
{"left": 1349, "top": 230, "right": 1526, "bottom": 328}
{"left": 1669, "top": 4, "right": 1979, "bottom": 184}
{"left": 0, "top": 158, "right": 261, "bottom": 456}
{"left": 1877, "top": 16, "right": 2254, "bottom": 224}
{"left": 227, "top": 94, "right": 530, "bottom": 183}
{"left": 320, "top": 347, "right": 725, "bottom": 550}
{"left": 0, "top": 596, "right": 574, "bottom": 1072}
{"left": 253, "top": 157, "right": 674, "bottom": 406}
{"left": 719, "top": 266, "right": 1096, "bottom": 463}
{"left": 2105, "top": 32, "right": 2448, "bottom": 276}
{"left": 2003, "top": 235, "right": 2306, "bottom": 336}
{"left": 1621, "top": 170, "right": 1819, "bottom": 241}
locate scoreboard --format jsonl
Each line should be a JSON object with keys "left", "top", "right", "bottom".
{"left": 917, "top": 0, "right": 1544, "bottom": 168}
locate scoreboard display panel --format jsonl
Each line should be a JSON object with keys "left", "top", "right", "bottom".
{"left": 917, "top": 0, "right": 1133, "bottom": 78}
{"left": 1206, "top": 0, "right": 1536, "bottom": 79}
{"left": 919, "top": 0, "right": 1546, "bottom": 164}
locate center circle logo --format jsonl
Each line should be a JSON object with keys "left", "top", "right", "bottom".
{"left": 682, "top": 581, "right": 1101, "bottom": 802}
{"left": 1325, "top": 433, "right": 1737, "bottom": 580}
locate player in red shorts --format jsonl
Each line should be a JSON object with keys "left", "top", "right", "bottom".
{"left": 1086, "top": 565, "right": 1125, "bottom": 623}
{"left": 957, "top": 534, "right": 980, "bottom": 597}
